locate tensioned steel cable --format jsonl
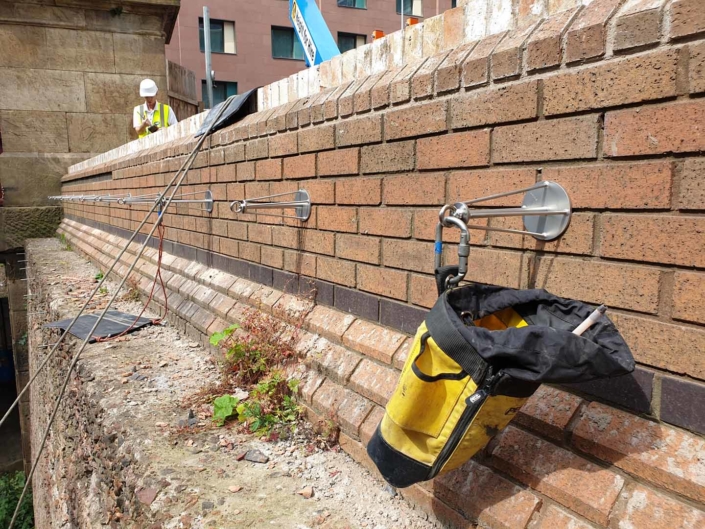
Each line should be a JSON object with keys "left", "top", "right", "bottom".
{"left": 8, "top": 97, "right": 233, "bottom": 528}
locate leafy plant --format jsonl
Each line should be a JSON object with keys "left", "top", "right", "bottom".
{"left": 95, "top": 272, "right": 104, "bottom": 281}
{"left": 212, "top": 394, "right": 240, "bottom": 426}
{"left": 0, "top": 471, "right": 34, "bottom": 529}
{"left": 57, "top": 233, "right": 71, "bottom": 251}
{"left": 235, "top": 373, "right": 301, "bottom": 435}
{"left": 99, "top": 286, "right": 108, "bottom": 295}
{"left": 209, "top": 323, "right": 240, "bottom": 347}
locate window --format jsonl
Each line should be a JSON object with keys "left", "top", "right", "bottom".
{"left": 338, "top": 32, "right": 366, "bottom": 53}
{"left": 271, "top": 26, "right": 305, "bottom": 60}
{"left": 199, "top": 18, "right": 236, "bottom": 54}
{"left": 452, "top": 0, "right": 457, "bottom": 6}
{"left": 337, "top": 0, "right": 366, "bottom": 8}
{"left": 201, "top": 80, "right": 238, "bottom": 107}
{"left": 397, "top": 0, "right": 423, "bottom": 16}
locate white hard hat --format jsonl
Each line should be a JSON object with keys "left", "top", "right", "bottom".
{"left": 139, "top": 78, "right": 158, "bottom": 97}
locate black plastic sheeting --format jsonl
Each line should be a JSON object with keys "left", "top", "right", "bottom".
{"left": 195, "top": 88, "right": 258, "bottom": 137}
{"left": 44, "top": 311, "right": 154, "bottom": 343}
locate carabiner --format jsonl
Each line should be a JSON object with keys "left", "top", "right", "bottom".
{"left": 434, "top": 214, "right": 470, "bottom": 288}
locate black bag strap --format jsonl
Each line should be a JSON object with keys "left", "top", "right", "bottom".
{"left": 425, "top": 294, "right": 488, "bottom": 382}
{"left": 435, "top": 265, "right": 459, "bottom": 296}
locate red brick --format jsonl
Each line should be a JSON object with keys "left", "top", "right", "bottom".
{"left": 410, "top": 274, "right": 437, "bottom": 309}
{"left": 383, "top": 173, "right": 445, "bottom": 206}
{"left": 535, "top": 505, "right": 593, "bottom": 529}
{"left": 673, "top": 272, "right": 705, "bottom": 325}
{"left": 399, "top": 484, "right": 475, "bottom": 529}
{"left": 462, "top": 32, "right": 507, "bottom": 87}
{"left": 360, "top": 140, "right": 414, "bottom": 174}
{"left": 690, "top": 41, "right": 705, "bottom": 94}
{"left": 284, "top": 250, "right": 316, "bottom": 276}
{"left": 299, "top": 369, "right": 325, "bottom": 405}
{"left": 357, "top": 263, "right": 407, "bottom": 301}
{"left": 272, "top": 293, "right": 314, "bottom": 324}
{"left": 383, "top": 239, "right": 435, "bottom": 274}
{"left": 245, "top": 137, "right": 268, "bottom": 160}
{"left": 317, "top": 147, "right": 358, "bottom": 176}
{"left": 417, "top": 130, "right": 490, "bottom": 170}
{"left": 449, "top": 80, "right": 538, "bottom": 129}
{"left": 390, "top": 61, "right": 426, "bottom": 104}
{"left": 610, "top": 312, "right": 705, "bottom": 379}
{"left": 283, "top": 154, "right": 316, "bottom": 179}
{"left": 336, "top": 390, "right": 374, "bottom": 437}
{"left": 614, "top": 485, "right": 705, "bottom": 529}
{"left": 307, "top": 337, "right": 363, "bottom": 384}
{"left": 238, "top": 241, "right": 260, "bottom": 263}
{"left": 268, "top": 132, "right": 297, "bottom": 158}
{"left": 544, "top": 49, "right": 679, "bottom": 116}
{"left": 491, "top": 22, "right": 540, "bottom": 80}
{"left": 392, "top": 337, "right": 413, "bottom": 370}
{"left": 348, "top": 358, "right": 399, "bottom": 406}
{"left": 352, "top": 73, "right": 382, "bottom": 114}
{"left": 604, "top": 100, "right": 705, "bottom": 157}
{"left": 493, "top": 115, "right": 599, "bottom": 163}
{"left": 526, "top": 7, "right": 580, "bottom": 71}
{"left": 531, "top": 257, "right": 661, "bottom": 313}
{"left": 317, "top": 206, "right": 357, "bottom": 233}
{"left": 336, "top": 233, "right": 380, "bottom": 264}
{"left": 542, "top": 162, "right": 673, "bottom": 209}
{"left": 249, "top": 286, "right": 283, "bottom": 312}
{"left": 601, "top": 214, "right": 705, "bottom": 267}
{"left": 237, "top": 161, "right": 255, "bottom": 181}
{"left": 224, "top": 143, "right": 245, "bottom": 164}
{"left": 336, "top": 177, "right": 380, "bottom": 205}
{"left": 343, "top": 319, "right": 406, "bottom": 364}
{"left": 670, "top": 0, "right": 705, "bottom": 39}
{"left": 298, "top": 124, "right": 335, "bottom": 153}
{"left": 255, "top": 158, "right": 282, "bottom": 181}
{"left": 565, "top": 0, "right": 623, "bottom": 62}
{"left": 300, "top": 181, "right": 333, "bottom": 206}
{"left": 413, "top": 208, "right": 470, "bottom": 242}
{"left": 411, "top": 51, "right": 451, "bottom": 99}
{"left": 358, "top": 208, "right": 412, "bottom": 238}
{"left": 260, "top": 246, "right": 284, "bottom": 269}
{"left": 489, "top": 213, "right": 594, "bottom": 256}
{"left": 336, "top": 115, "right": 382, "bottom": 147}
{"left": 370, "top": 67, "right": 401, "bottom": 109}
{"left": 323, "top": 81, "right": 353, "bottom": 120}
{"left": 613, "top": 0, "right": 664, "bottom": 51}
{"left": 492, "top": 426, "right": 625, "bottom": 525}
{"left": 448, "top": 168, "right": 536, "bottom": 206}
{"left": 337, "top": 77, "right": 367, "bottom": 117}
{"left": 515, "top": 386, "right": 583, "bottom": 441}
{"left": 442, "top": 5, "right": 467, "bottom": 50}
{"left": 311, "top": 89, "right": 334, "bottom": 123}
{"left": 216, "top": 163, "right": 236, "bottom": 183}
{"left": 316, "top": 255, "right": 356, "bottom": 287}
{"left": 247, "top": 223, "right": 272, "bottom": 245}
{"left": 300, "top": 230, "right": 335, "bottom": 255}
{"left": 435, "top": 40, "right": 477, "bottom": 94}
{"left": 384, "top": 100, "right": 447, "bottom": 141}
{"left": 305, "top": 305, "right": 356, "bottom": 342}
{"left": 433, "top": 460, "right": 541, "bottom": 529}
{"left": 311, "top": 378, "right": 344, "bottom": 417}
{"left": 573, "top": 401, "right": 705, "bottom": 504}
{"left": 360, "top": 406, "right": 385, "bottom": 446}
{"left": 447, "top": 248, "right": 528, "bottom": 289}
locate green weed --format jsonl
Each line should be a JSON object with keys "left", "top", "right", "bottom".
{"left": 0, "top": 471, "right": 34, "bottom": 529}
{"left": 57, "top": 233, "right": 71, "bottom": 251}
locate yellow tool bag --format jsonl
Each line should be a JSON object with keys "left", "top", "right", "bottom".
{"left": 367, "top": 281, "right": 634, "bottom": 488}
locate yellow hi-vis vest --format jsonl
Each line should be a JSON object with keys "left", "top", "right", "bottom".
{"left": 137, "top": 103, "right": 170, "bottom": 139}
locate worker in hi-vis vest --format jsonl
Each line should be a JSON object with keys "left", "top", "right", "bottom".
{"left": 133, "top": 79, "right": 177, "bottom": 139}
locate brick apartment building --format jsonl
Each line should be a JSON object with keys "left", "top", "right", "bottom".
{"left": 166, "top": 0, "right": 456, "bottom": 106}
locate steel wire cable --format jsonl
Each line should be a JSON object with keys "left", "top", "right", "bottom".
{"left": 7, "top": 97, "right": 233, "bottom": 528}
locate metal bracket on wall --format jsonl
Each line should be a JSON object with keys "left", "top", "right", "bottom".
{"left": 229, "top": 189, "right": 311, "bottom": 221}
{"left": 436, "top": 181, "right": 572, "bottom": 287}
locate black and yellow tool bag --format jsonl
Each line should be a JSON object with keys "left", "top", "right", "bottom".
{"left": 367, "top": 281, "right": 634, "bottom": 488}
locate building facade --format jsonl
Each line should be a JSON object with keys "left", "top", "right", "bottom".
{"left": 166, "top": 0, "right": 455, "bottom": 104}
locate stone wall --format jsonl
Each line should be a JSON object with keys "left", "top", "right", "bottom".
{"left": 56, "top": 0, "right": 705, "bottom": 527}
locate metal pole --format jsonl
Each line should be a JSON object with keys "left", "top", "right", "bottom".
{"left": 401, "top": 0, "right": 404, "bottom": 32}
{"left": 203, "top": 6, "right": 215, "bottom": 110}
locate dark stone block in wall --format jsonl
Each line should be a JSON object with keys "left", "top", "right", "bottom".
{"left": 250, "top": 264, "right": 273, "bottom": 287}
{"left": 335, "top": 286, "right": 379, "bottom": 322}
{"left": 660, "top": 376, "right": 705, "bottom": 436}
{"left": 308, "top": 279, "right": 334, "bottom": 307}
{"left": 162, "top": 240, "right": 174, "bottom": 256}
{"left": 273, "top": 270, "right": 299, "bottom": 294}
{"left": 196, "top": 248, "right": 212, "bottom": 267}
{"left": 564, "top": 366, "right": 653, "bottom": 414}
{"left": 227, "top": 258, "right": 250, "bottom": 279}
{"left": 380, "top": 299, "right": 427, "bottom": 335}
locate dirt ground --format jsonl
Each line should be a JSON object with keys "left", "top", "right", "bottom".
{"left": 31, "top": 239, "right": 440, "bottom": 529}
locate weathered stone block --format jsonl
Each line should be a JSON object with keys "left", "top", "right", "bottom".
{"left": 113, "top": 34, "right": 166, "bottom": 75}
{"left": 67, "top": 113, "right": 129, "bottom": 153}
{"left": 45, "top": 28, "right": 115, "bottom": 73}
{"left": 84, "top": 72, "right": 166, "bottom": 113}
{"left": 0, "top": 110, "right": 69, "bottom": 153}
{"left": 0, "top": 68, "right": 86, "bottom": 112}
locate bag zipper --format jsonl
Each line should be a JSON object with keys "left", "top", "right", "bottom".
{"left": 428, "top": 368, "right": 504, "bottom": 479}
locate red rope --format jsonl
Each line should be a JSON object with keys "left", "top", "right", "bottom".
{"left": 97, "top": 217, "right": 168, "bottom": 342}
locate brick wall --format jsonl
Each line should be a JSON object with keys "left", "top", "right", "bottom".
{"left": 59, "top": 1, "right": 705, "bottom": 527}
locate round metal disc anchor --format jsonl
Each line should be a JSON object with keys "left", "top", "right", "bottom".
{"left": 294, "top": 190, "right": 311, "bottom": 222}
{"left": 522, "top": 181, "right": 572, "bottom": 241}
{"left": 204, "top": 190, "right": 214, "bottom": 214}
